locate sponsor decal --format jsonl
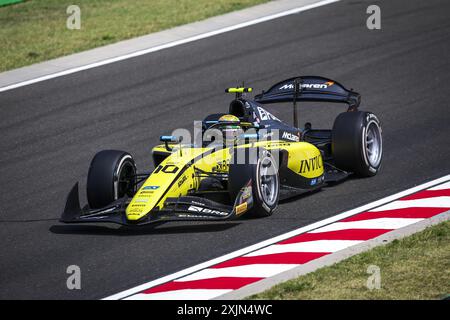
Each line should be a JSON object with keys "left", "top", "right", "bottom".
{"left": 134, "top": 199, "right": 149, "bottom": 203}
{"left": 257, "top": 106, "right": 280, "bottom": 121}
{"left": 279, "top": 81, "right": 334, "bottom": 90}
{"left": 282, "top": 131, "right": 299, "bottom": 142}
{"left": 188, "top": 205, "right": 228, "bottom": 216}
{"left": 299, "top": 155, "right": 323, "bottom": 174}
{"left": 235, "top": 202, "right": 248, "bottom": 216}
{"left": 143, "top": 186, "right": 159, "bottom": 190}
{"left": 279, "top": 84, "right": 292, "bottom": 90}
{"left": 139, "top": 191, "right": 154, "bottom": 195}
{"left": 212, "top": 160, "right": 229, "bottom": 173}
{"left": 190, "top": 200, "right": 206, "bottom": 206}
{"left": 127, "top": 211, "right": 142, "bottom": 215}
{"left": 241, "top": 185, "right": 252, "bottom": 201}
{"left": 177, "top": 214, "right": 210, "bottom": 219}
{"left": 178, "top": 175, "right": 187, "bottom": 188}
{"left": 266, "top": 142, "right": 291, "bottom": 147}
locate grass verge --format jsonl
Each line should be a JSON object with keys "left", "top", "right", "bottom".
{"left": 0, "top": 0, "right": 270, "bottom": 72}
{"left": 249, "top": 220, "right": 450, "bottom": 300}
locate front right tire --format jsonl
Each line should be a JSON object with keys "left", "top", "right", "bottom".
{"left": 87, "top": 150, "right": 136, "bottom": 209}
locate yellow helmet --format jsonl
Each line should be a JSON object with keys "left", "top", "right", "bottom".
{"left": 218, "top": 114, "right": 242, "bottom": 145}
{"left": 218, "top": 114, "right": 240, "bottom": 123}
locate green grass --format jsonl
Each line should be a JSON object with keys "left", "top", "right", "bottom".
{"left": 250, "top": 221, "right": 450, "bottom": 300}
{"left": 0, "top": 0, "right": 23, "bottom": 7}
{"left": 0, "top": 0, "right": 270, "bottom": 72}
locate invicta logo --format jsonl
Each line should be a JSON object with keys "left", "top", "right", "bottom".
{"left": 299, "top": 155, "right": 322, "bottom": 173}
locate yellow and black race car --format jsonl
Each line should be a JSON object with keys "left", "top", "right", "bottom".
{"left": 61, "top": 76, "right": 382, "bottom": 226}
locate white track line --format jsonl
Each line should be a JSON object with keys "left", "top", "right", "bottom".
{"left": 429, "top": 181, "right": 450, "bottom": 190}
{"left": 0, "top": 0, "right": 340, "bottom": 93}
{"left": 124, "top": 289, "right": 232, "bottom": 300}
{"left": 104, "top": 174, "right": 450, "bottom": 300}
{"left": 177, "top": 264, "right": 297, "bottom": 282}
{"left": 370, "top": 197, "right": 450, "bottom": 211}
{"left": 244, "top": 240, "right": 362, "bottom": 256}
{"left": 309, "top": 218, "right": 424, "bottom": 233}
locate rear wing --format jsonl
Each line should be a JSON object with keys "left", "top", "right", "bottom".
{"left": 254, "top": 76, "right": 361, "bottom": 110}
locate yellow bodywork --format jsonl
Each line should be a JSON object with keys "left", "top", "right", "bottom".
{"left": 126, "top": 140, "right": 323, "bottom": 221}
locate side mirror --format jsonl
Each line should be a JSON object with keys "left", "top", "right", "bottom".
{"left": 160, "top": 136, "right": 183, "bottom": 151}
{"left": 160, "top": 135, "right": 183, "bottom": 143}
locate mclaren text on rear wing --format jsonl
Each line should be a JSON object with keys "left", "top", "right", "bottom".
{"left": 254, "top": 76, "right": 360, "bottom": 110}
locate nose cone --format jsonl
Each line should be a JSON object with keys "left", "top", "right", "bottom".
{"left": 126, "top": 148, "right": 205, "bottom": 221}
{"left": 126, "top": 184, "right": 164, "bottom": 221}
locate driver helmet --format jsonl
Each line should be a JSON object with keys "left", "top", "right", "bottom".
{"left": 218, "top": 114, "right": 243, "bottom": 145}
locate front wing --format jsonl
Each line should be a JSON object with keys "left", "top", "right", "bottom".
{"left": 60, "top": 182, "right": 252, "bottom": 226}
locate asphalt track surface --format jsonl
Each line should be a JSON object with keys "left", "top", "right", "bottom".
{"left": 0, "top": 0, "right": 449, "bottom": 299}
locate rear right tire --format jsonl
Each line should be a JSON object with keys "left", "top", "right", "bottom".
{"left": 332, "top": 111, "right": 382, "bottom": 177}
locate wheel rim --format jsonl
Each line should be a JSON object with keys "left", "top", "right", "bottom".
{"left": 116, "top": 160, "right": 136, "bottom": 199}
{"left": 258, "top": 155, "right": 278, "bottom": 206}
{"left": 365, "top": 121, "right": 382, "bottom": 167}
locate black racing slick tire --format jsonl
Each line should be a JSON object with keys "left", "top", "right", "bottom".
{"left": 332, "top": 111, "right": 382, "bottom": 177}
{"left": 87, "top": 150, "right": 137, "bottom": 209}
{"left": 229, "top": 148, "right": 280, "bottom": 217}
